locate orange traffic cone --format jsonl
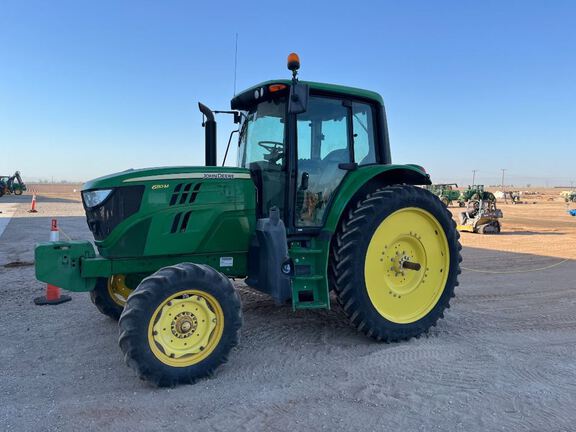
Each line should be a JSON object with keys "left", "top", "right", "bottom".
{"left": 34, "top": 284, "right": 71, "bottom": 305}
{"left": 28, "top": 194, "right": 38, "bottom": 213}
{"left": 34, "top": 219, "right": 71, "bottom": 306}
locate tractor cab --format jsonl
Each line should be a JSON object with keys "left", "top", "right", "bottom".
{"left": 230, "top": 54, "right": 390, "bottom": 233}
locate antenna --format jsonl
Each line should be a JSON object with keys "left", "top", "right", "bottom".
{"left": 233, "top": 33, "right": 239, "bottom": 95}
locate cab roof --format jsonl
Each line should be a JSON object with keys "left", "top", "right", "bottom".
{"left": 230, "top": 79, "right": 384, "bottom": 111}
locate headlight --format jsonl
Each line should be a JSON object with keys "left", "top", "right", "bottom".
{"left": 83, "top": 189, "right": 113, "bottom": 208}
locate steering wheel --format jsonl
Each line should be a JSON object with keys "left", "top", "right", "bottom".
{"left": 258, "top": 141, "right": 284, "bottom": 163}
{"left": 258, "top": 141, "right": 283, "bottom": 152}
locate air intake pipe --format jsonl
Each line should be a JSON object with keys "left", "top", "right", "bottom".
{"left": 198, "top": 102, "right": 217, "bottom": 166}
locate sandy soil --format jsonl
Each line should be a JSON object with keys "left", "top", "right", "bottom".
{"left": 0, "top": 191, "right": 575, "bottom": 431}
{"left": 450, "top": 189, "right": 576, "bottom": 261}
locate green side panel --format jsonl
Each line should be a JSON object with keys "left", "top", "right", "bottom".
{"left": 35, "top": 242, "right": 248, "bottom": 293}
{"left": 35, "top": 241, "right": 98, "bottom": 292}
{"left": 104, "top": 218, "right": 151, "bottom": 257}
{"left": 82, "top": 252, "right": 248, "bottom": 279}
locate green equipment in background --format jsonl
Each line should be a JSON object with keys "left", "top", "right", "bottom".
{"left": 459, "top": 184, "right": 495, "bottom": 205}
{"left": 424, "top": 183, "right": 462, "bottom": 207}
{"left": 0, "top": 171, "right": 27, "bottom": 197}
{"left": 35, "top": 54, "right": 461, "bottom": 386}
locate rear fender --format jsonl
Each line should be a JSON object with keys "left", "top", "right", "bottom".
{"left": 324, "top": 164, "right": 431, "bottom": 233}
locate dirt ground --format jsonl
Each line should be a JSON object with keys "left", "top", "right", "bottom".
{"left": 1, "top": 188, "right": 575, "bottom": 432}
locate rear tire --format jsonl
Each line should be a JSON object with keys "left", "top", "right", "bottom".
{"left": 14, "top": 189, "right": 22, "bottom": 195}
{"left": 330, "top": 185, "right": 461, "bottom": 342}
{"left": 118, "top": 263, "right": 242, "bottom": 387}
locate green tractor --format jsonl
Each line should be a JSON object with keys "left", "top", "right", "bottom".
{"left": 459, "top": 184, "right": 495, "bottom": 205}
{"left": 0, "top": 171, "right": 27, "bottom": 197}
{"left": 35, "top": 54, "right": 461, "bottom": 386}
{"left": 424, "top": 183, "right": 462, "bottom": 207}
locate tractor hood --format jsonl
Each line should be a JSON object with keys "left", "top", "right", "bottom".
{"left": 82, "top": 166, "right": 251, "bottom": 191}
{"left": 80, "top": 165, "right": 256, "bottom": 259}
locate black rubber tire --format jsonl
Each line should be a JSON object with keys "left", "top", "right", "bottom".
{"left": 329, "top": 185, "right": 461, "bottom": 342}
{"left": 14, "top": 189, "right": 23, "bottom": 196}
{"left": 90, "top": 277, "right": 124, "bottom": 321}
{"left": 118, "top": 263, "right": 242, "bottom": 387}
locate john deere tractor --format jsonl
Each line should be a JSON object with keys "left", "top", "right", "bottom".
{"left": 459, "top": 184, "right": 495, "bottom": 205}
{"left": 35, "top": 54, "right": 461, "bottom": 386}
{"left": 0, "top": 171, "right": 26, "bottom": 197}
{"left": 424, "top": 183, "right": 462, "bottom": 207}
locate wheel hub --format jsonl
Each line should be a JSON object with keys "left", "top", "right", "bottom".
{"left": 171, "top": 312, "right": 198, "bottom": 338}
{"left": 383, "top": 234, "right": 426, "bottom": 296}
{"left": 151, "top": 293, "right": 219, "bottom": 362}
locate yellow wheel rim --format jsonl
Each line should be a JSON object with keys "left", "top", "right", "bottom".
{"left": 147, "top": 290, "right": 224, "bottom": 367}
{"left": 107, "top": 275, "right": 133, "bottom": 307}
{"left": 364, "top": 207, "right": 450, "bottom": 324}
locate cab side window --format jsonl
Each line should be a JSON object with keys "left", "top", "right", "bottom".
{"left": 296, "top": 97, "right": 350, "bottom": 227}
{"left": 352, "top": 102, "right": 376, "bottom": 165}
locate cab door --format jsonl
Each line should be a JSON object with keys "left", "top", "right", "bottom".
{"left": 294, "top": 96, "right": 377, "bottom": 227}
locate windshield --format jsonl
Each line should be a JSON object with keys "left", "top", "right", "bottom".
{"left": 237, "top": 98, "right": 286, "bottom": 168}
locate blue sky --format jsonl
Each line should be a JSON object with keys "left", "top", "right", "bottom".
{"left": 0, "top": 0, "right": 574, "bottom": 186}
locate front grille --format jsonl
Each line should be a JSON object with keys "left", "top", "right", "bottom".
{"left": 83, "top": 186, "right": 145, "bottom": 240}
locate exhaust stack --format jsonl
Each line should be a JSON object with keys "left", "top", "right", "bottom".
{"left": 198, "top": 103, "right": 217, "bottom": 166}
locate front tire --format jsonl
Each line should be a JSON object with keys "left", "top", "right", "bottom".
{"left": 90, "top": 275, "right": 134, "bottom": 320}
{"left": 330, "top": 185, "right": 461, "bottom": 342}
{"left": 118, "top": 263, "right": 242, "bottom": 387}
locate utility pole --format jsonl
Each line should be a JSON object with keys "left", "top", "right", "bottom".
{"left": 472, "top": 170, "right": 478, "bottom": 186}
{"left": 501, "top": 169, "right": 507, "bottom": 190}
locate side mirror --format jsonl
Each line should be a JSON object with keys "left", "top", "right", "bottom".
{"left": 288, "top": 83, "right": 309, "bottom": 114}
